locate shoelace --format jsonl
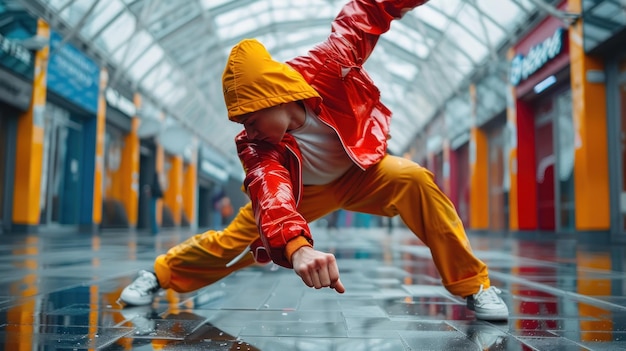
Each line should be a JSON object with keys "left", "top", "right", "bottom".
{"left": 130, "top": 274, "right": 157, "bottom": 291}
{"left": 226, "top": 246, "right": 250, "bottom": 267}
{"left": 474, "top": 285, "right": 502, "bottom": 304}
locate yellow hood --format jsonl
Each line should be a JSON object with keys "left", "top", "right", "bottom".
{"left": 222, "top": 39, "right": 320, "bottom": 120}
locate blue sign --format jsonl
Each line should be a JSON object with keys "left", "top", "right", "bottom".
{"left": 47, "top": 31, "right": 100, "bottom": 113}
{"left": 0, "top": 7, "right": 36, "bottom": 79}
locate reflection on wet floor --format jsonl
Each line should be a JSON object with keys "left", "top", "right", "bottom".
{"left": 0, "top": 226, "right": 625, "bottom": 350}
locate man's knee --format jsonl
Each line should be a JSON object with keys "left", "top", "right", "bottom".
{"left": 395, "top": 162, "right": 435, "bottom": 188}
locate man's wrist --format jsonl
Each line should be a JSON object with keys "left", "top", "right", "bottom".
{"left": 285, "top": 236, "right": 313, "bottom": 264}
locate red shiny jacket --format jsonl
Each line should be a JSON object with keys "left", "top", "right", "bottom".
{"left": 234, "top": 0, "right": 428, "bottom": 268}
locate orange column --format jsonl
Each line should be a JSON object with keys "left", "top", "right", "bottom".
{"left": 12, "top": 19, "right": 49, "bottom": 226}
{"left": 569, "top": 0, "right": 610, "bottom": 230}
{"left": 164, "top": 155, "right": 183, "bottom": 225}
{"left": 469, "top": 84, "right": 489, "bottom": 229}
{"left": 119, "top": 94, "right": 141, "bottom": 227}
{"left": 92, "top": 69, "right": 108, "bottom": 225}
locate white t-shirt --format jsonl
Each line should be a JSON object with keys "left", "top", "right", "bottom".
{"left": 289, "top": 106, "right": 354, "bottom": 185}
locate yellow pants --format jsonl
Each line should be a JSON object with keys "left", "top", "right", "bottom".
{"left": 154, "top": 155, "right": 490, "bottom": 297}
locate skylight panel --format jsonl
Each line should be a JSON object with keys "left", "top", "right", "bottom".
{"left": 385, "top": 27, "right": 430, "bottom": 60}
{"left": 476, "top": 1, "right": 525, "bottom": 33}
{"left": 142, "top": 61, "right": 173, "bottom": 88}
{"left": 429, "top": 0, "right": 462, "bottom": 17}
{"left": 447, "top": 23, "right": 484, "bottom": 64}
{"left": 99, "top": 11, "right": 136, "bottom": 55}
{"left": 111, "top": 29, "right": 153, "bottom": 66}
{"left": 413, "top": 5, "right": 447, "bottom": 31}
{"left": 57, "top": 0, "right": 92, "bottom": 26}
{"left": 80, "top": 0, "right": 123, "bottom": 38}
{"left": 217, "top": 14, "right": 270, "bottom": 40}
{"left": 127, "top": 44, "right": 163, "bottom": 80}
{"left": 456, "top": 5, "right": 485, "bottom": 39}
{"left": 162, "top": 88, "right": 188, "bottom": 108}
{"left": 200, "top": 0, "right": 233, "bottom": 11}
{"left": 44, "top": 0, "right": 73, "bottom": 11}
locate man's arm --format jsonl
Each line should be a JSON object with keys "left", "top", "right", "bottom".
{"left": 237, "top": 135, "right": 345, "bottom": 294}
{"left": 330, "top": 0, "right": 429, "bottom": 66}
{"left": 236, "top": 133, "right": 313, "bottom": 268}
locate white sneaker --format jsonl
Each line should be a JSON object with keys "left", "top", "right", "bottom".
{"left": 120, "top": 270, "right": 161, "bottom": 306}
{"left": 466, "top": 285, "right": 509, "bottom": 321}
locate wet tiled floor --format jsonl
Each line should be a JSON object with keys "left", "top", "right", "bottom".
{"left": 1, "top": 225, "right": 625, "bottom": 350}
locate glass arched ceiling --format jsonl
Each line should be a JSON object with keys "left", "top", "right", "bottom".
{"left": 21, "top": 0, "right": 573, "bottom": 165}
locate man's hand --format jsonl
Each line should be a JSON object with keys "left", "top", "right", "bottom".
{"left": 291, "top": 246, "right": 345, "bottom": 293}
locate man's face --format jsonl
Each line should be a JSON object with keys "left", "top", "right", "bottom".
{"left": 234, "top": 104, "right": 291, "bottom": 144}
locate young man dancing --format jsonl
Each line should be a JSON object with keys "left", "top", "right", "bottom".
{"left": 120, "top": 0, "right": 509, "bottom": 321}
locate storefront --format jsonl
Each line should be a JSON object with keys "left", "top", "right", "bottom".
{"left": 509, "top": 0, "right": 575, "bottom": 232}
{"left": 40, "top": 30, "right": 100, "bottom": 229}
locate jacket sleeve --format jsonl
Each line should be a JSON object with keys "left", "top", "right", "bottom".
{"left": 287, "top": 0, "right": 427, "bottom": 166}
{"left": 330, "top": 0, "right": 428, "bottom": 66}
{"left": 236, "top": 133, "right": 313, "bottom": 268}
